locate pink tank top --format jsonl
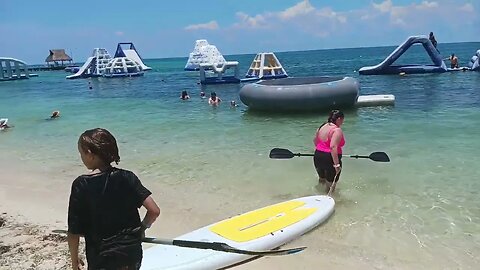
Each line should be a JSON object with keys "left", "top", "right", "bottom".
{"left": 315, "top": 126, "right": 345, "bottom": 154}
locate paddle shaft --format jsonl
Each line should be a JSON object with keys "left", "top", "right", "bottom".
{"left": 52, "top": 230, "right": 305, "bottom": 256}
{"left": 296, "top": 153, "right": 368, "bottom": 159}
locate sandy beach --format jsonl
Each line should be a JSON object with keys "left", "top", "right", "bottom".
{"left": 2, "top": 151, "right": 477, "bottom": 270}
{"left": 0, "top": 155, "right": 384, "bottom": 270}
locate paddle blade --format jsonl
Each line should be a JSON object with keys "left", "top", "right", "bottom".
{"left": 269, "top": 148, "right": 295, "bottom": 159}
{"left": 369, "top": 152, "right": 390, "bottom": 162}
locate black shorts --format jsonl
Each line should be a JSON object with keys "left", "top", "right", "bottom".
{"left": 313, "top": 150, "right": 342, "bottom": 182}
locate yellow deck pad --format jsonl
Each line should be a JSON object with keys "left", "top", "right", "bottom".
{"left": 209, "top": 201, "right": 317, "bottom": 242}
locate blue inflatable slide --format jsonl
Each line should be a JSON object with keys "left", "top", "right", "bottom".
{"left": 359, "top": 35, "right": 447, "bottom": 75}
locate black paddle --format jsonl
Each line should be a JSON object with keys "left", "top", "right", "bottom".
{"left": 269, "top": 148, "right": 390, "bottom": 162}
{"left": 52, "top": 229, "right": 305, "bottom": 256}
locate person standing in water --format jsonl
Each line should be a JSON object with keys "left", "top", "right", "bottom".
{"left": 180, "top": 90, "right": 190, "bottom": 100}
{"left": 313, "top": 110, "right": 346, "bottom": 195}
{"left": 445, "top": 53, "right": 459, "bottom": 69}
{"left": 68, "top": 128, "right": 160, "bottom": 270}
{"left": 208, "top": 92, "right": 221, "bottom": 106}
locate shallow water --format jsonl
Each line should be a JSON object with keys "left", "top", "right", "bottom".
{"left": 1, "top": 42, "right": 480, "bottom": 268}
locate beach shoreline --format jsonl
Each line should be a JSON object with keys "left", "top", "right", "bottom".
{"left": 2, "top": 153, "right": 477, "bottom": 270}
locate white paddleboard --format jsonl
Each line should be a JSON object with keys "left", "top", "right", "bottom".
{"left": 141, "top": 195, "right": 335, "bottom": 270}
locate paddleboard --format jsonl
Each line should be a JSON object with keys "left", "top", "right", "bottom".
{"left": 141, "top": 195, "right": 335, "bottom": 270}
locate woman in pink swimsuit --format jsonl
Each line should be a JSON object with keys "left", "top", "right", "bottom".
{"left": 313, "top": 110, "right": 345, "bottom": 194}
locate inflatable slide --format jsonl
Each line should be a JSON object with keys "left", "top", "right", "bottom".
{"left": 359, "top": 35, "right": 447, "bottom": 75}
{"left": 114, "top": 43, "right": 151, "bottom": 71}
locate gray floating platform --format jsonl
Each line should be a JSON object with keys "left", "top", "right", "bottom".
{"left": 356, "top": 95, "right": 395, "bottom": 107}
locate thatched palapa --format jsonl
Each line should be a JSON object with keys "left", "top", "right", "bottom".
{"left": 45, "top": 49, "right": 73, "bottom": 67}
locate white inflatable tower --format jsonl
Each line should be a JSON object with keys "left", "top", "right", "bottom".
{"left": 185, "top": 39, "right": 226, "bottom": 71}
{"left": 66, "top": 48, "right": 112, "bottom": 79}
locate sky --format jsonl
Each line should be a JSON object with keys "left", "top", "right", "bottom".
{"left": 0, "top": 0, "right": 478, "bottom": 64}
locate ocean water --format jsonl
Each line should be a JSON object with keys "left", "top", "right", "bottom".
{"left": 1, "top": 42, "right": 480, "bottom": 268}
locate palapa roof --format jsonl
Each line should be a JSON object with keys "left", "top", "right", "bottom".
{"left": 45, "top": 49, "right": 72, "bottom": 62}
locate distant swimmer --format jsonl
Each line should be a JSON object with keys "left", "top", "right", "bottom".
{"left": 200, "top": 91, "right": 206, "bottom": 99}
{"left": 445, "top": 54, "right": 459, "bottom": 69}
{"left": 230, "top": 100, "right": 238, "bottom": 108}
{"left": 50, "top": 110, "right": 60, "bottom": 119}
{"left": 180, "top": 90, "right": 190, "bottom": 100}
{"left": 0, "top": 118, "right": 11, "bottom": 130}
{"left": 88, "top": 81, "right": 93, "bottom": 90}
{"left": 208, "top": 92, "right": 221, "bottom": 106}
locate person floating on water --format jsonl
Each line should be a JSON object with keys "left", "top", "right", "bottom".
{"left": 445, "top": 53, "right": 459, "bottom": 69}
{"left": 67, "top": 128, "right": 160, "bottom": 270}
{"left": 208, "top": 92, "right": 221, "bottom": 106}
{"left": 180, "top": 90, "right": 190, "bottom": 100}
{"left": 429, "top": 32, "right": 438, "bottom": 51}
{"left": 200, "top": 91, "right": 206, "bottom": 99}
{"left": 313, "top": 110, "right": 346, "bottom": 195}
{"left": 50, "top": 110, "right": 60, "bottom": 119}
{"left": 0, "top": 119, "right": 11, "bottom": 130}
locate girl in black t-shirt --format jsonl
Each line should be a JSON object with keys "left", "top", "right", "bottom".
{"left": 68, "top": 128, "right": 160, "bottom": 270}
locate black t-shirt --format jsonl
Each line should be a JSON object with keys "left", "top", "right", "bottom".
{"left": 68, "top": 167, "right": 152, "bottom": 269}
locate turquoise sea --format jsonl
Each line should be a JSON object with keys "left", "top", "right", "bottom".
{"left": 1, "top": 42, "right": 480, "bottom": 268}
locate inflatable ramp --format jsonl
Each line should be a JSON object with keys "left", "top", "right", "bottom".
{"left": 114, "top": 43, "right": 151, "bottom": 71}
{"left": 244, "top": 52, "right": 288, "bottom": 81}
{"left": 359, "top": 35, "right": 447, "bottom": 75}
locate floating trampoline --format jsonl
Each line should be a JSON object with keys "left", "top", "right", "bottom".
{"left": 239, "top": 76, "right": 360, "bottom": 112}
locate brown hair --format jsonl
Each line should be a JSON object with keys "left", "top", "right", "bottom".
{"left": 78, "top": 128, "right": 120, "bottom": 165}
{"left": 327, "top": 110, "right": 344, "bottom": 123}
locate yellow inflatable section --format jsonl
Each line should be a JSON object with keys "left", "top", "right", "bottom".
{"left": 209, "top": 201, "right": 316, "bottom": 242}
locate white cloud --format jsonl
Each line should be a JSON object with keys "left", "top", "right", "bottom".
{"left": 279, "top": 0, "right": 315, "bottom": 20}
{"left": 232, "top": 0, "right": 347, "bottom": 36}
{"left": 234, "top": 12, "right": 268, "bottom": 29}
{"left": 222, "top": 0, "right": 477, "bottom": 50}
{"left": 459, "top": 3, "right": 474, "bottom": 12}
{"left": 184, "top": 21, "right": 219, "bottom": 31}
{"left": 418, "top": 1, "right": 439, "bottom": 9}
{"left": 373, "top": 0, "right": 393, "bottom": 13}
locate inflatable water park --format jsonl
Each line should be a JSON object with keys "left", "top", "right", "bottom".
{"left": 66, "top": 43, "right": 150, "bottom": 79}
{"left": 243, "top": 52, "right": 288, "bottom": 82}
{"left": 198, "top": 52, "right": 289, "bottom": 85}
{"left": 469, "top": 50, "right": 480, "bottom": 71}
{"left": 359, "top": 35, "right": 480, "bottom": 75}
{"left": 239, "top": 76, "right": 394, "bottom": 112}
{"left": 0, "top": 58, "right": 38, "bottom": 81}
{"left": 199, "top": 61, "right": 240, "bottom": 85}
{"left": 185, "top": 39, "right": 226, "bottom": 71}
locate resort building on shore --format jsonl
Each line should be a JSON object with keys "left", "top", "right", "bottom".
{"left": 45, "top": 49, "right": 73, "bottom": 69}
